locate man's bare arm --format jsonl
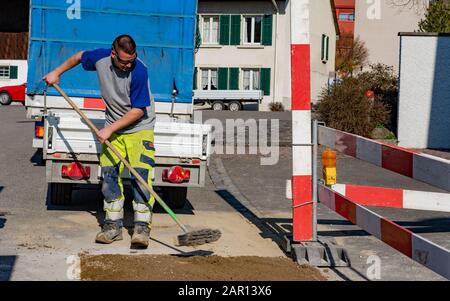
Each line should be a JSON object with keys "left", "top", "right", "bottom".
{"left": 96, "top": 108, "right": 145, "bottom": 143}
{"left": 43, "top": 51, "right": 84, "bottom": 85}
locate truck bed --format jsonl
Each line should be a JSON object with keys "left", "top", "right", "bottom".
{"left": 46, "top": 110, "right": 212, "bottom": 160}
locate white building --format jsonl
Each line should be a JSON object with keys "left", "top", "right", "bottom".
{"left": 195, "top": 0, "right": 339, "bottom": 111}
{"left": 0, "top": 60, "right": 27, "bottom": 87}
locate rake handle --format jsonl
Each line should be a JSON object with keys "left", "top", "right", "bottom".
{"left": 52, "top": 83, "right": 188, "bottom": 233}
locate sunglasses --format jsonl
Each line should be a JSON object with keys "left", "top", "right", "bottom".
{"left": 112, "top": 46, "right": 137, "bottom": 65}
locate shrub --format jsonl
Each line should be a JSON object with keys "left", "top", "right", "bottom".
{"left": 315, "top": 64, "right": 395, "bottom": 137}
{"left": 418, "top": 1, "right": 450, "bottom": 33}
{"left": 336, "top": 35, "right": 369, "bottom": 77}
{"left": 357, "top": 64, "right": 399, "bottom": 133}
{"left": 269, "top": 102, "right": 285, "bottom": 112}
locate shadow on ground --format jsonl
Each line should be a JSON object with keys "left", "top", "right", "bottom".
{"left": 30, "top": 148, "right": 45, "bottom": 166}
{"left": 0, "top": 187, "right": 5, "bottom": 229}
{"left": 0, "top": 256, "right": 16, "bottom": 281}
{"left": 318, "top": 216, "right": 450, "bottom": 236}
{"left": 215, "top": 189, "right": 287, "bottom": 251}
{"left": 44, "top": 184, "right": 195, "bottom": 231}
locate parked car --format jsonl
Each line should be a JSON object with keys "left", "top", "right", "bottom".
{"left": 0, "top": 83, "right": 26, "bottom": 105}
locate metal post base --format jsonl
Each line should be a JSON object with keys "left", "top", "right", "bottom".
{"left": 288, "top": 238, "right": 351, "bottom": 267}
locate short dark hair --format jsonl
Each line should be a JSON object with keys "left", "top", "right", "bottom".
{"left": 112, "top": 34, "right": 136, "bottom": 55}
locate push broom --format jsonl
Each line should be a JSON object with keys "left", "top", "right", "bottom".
{"left": 52, "top": 83, "right": 221, "bottom": 246}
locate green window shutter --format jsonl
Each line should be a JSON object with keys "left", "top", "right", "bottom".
{"left": 228, "top": 68, "right": 239, "bottom": 90}
{"left": 219, "top": 15, "right": 230, "bottom": 45}
{"left": 9, "top": 66, "right": 18, "bottom": 79}
{"left": 326, "top": 36, "right": 330, "bottom": 61}
{"left": 321, "top": 34, "right": 326, "bottom": 62}
{"left": 193, "top": 67, "right": 198, "bottom": 90}
{"left": 218, "top": 68, "right": 229, "bottom": 90}
{"left": 260, "top": 68, "right": 271, "bottom": 96}
{"left": 262, "top": 15, "right": 273, "bottom": 46}
{"left": 230, "top": 15, "right": 241, "bottom": 45}
{"left": 195, "top": 15, "right": 201, "bottom": 49}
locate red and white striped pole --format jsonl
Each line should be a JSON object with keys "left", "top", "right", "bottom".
{"left": 290, "top": 0, "right": 313, "bottom": 242}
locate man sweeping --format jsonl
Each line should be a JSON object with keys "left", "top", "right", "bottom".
{"left": 44, "top": 34, "right": 156, "bottom": 248}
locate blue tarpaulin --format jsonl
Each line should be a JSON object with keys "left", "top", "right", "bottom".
{"left": 27, "top": 0, "right": 197, "bottom": 103}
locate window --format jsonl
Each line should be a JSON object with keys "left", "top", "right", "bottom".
{"left": 339, "top": 13, "right": 355, "bottom": 21}
{"left": 201, "top": 68, "right": 218, "bottom": 90}
{"left": 202, "top": 16, "right": 219, "bottom": 44}
{"left": 243, "top": 69, "right": 260, "bottom": 90}
{"left": 0, "top": 66, "right": 10, "bottom": 79}
{"left": 244, "top": 16, "right": 262, "bottom": 44}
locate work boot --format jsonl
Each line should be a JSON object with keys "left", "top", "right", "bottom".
{"left": 131, "top": 223, "right": 150, "bottom": 248}
{"left": 95, "top": 221, "right": 123, "bottom": 244}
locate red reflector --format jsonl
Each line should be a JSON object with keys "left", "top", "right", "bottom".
{"left": 162, "top": 166, "right": 190, "bottom": 183}
{"left": 52, "top": 153, "right": 62, "bottom": 158}
{"left": 191, "top": 159, "right": 201, "bottom": 164}
{"left": 84, "top": 98, "right": 106, "bottom": 110}
{"left": 61, "top": 162, "right": 91, "bottom": 180}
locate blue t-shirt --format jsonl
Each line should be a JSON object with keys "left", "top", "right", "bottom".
{"left": 81, "top": 48, "right": 155, "bottom": 133}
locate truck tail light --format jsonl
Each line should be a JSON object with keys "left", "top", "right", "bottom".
{"left": 61, "top": 162, "right": 91, "bottom": 180}
{"left": 35, "top": 121, "right": 44, "bottom": 138}
{"left": 162, "top": 166, "right": 190, "bottom": 183}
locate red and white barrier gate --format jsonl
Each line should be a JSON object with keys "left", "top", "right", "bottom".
{"left": 332, "top": 184, "right": 450, "bottom": 213}
{"left": 319, "top": 184, "right": 450, "bottom": 279}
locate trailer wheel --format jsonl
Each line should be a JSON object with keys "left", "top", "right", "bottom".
{"left": 161, "top": 187, "right": 187, "bottom": 209}
{"left": 49, "top": 183, "right": 73, "bottom": 206}
{"left": 228, "top": 101, "right": 242, "bottom": 112}
{"left": 212, "top": 101, "right": 225, "bottom": 111}
{"left": 0, "top": 92, "right": 12, "bottom": 105}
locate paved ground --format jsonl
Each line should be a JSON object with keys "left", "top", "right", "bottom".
{"left": 216, "top": 147, "right": 450, "bottom": 281}
{"left": 2, "top": 105, "right": 449, "bottom": 281}
{"left": 0, "top": 105, "right": 291, "bottom": 281}
{"left": 193, "top": 110, "right": 450, "bottom": 280}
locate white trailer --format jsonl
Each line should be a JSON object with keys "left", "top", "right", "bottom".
{"left": 193, "top": 89, "right": 263, "bottom": 111}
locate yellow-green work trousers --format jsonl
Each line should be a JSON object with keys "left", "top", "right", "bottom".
{"left": 100, "top": 129, "right": 156, "bottom": 227}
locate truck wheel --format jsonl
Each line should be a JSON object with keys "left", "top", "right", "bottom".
{"left": 228, "top": 101, "right": 242, "bottom": 112}
{"left": 212, "top": 101, "right": 225, "bottom": 111}
{"left": 161, "top": 187, "right": 187, "bottom": 209}
{"left": 0, "top": 92, "right": 12, "bottom": 105}
{"left": 49, "top": 183, "right": 73, "bottom": 206}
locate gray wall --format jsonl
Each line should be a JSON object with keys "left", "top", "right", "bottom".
{"left": 355, "top": 0, "right": 427, "bottom": 71}
{"left": 397, "top": 34, "right": 450, "bottom": 149}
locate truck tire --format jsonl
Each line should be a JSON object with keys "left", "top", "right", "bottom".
{"left": 50, "top": 183, "right": 73, "bottom": 206}
{"left": 212, "top": 101, "right": 225, "bottom": 111}
{"left": 0, "top": 92, "right": 12, "bottom": 105}
{"left": 161, "top": 187, "right": 187, "bottom": 209}
{"left": 228, "top": 101, "right": 242, "bottom": 111}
